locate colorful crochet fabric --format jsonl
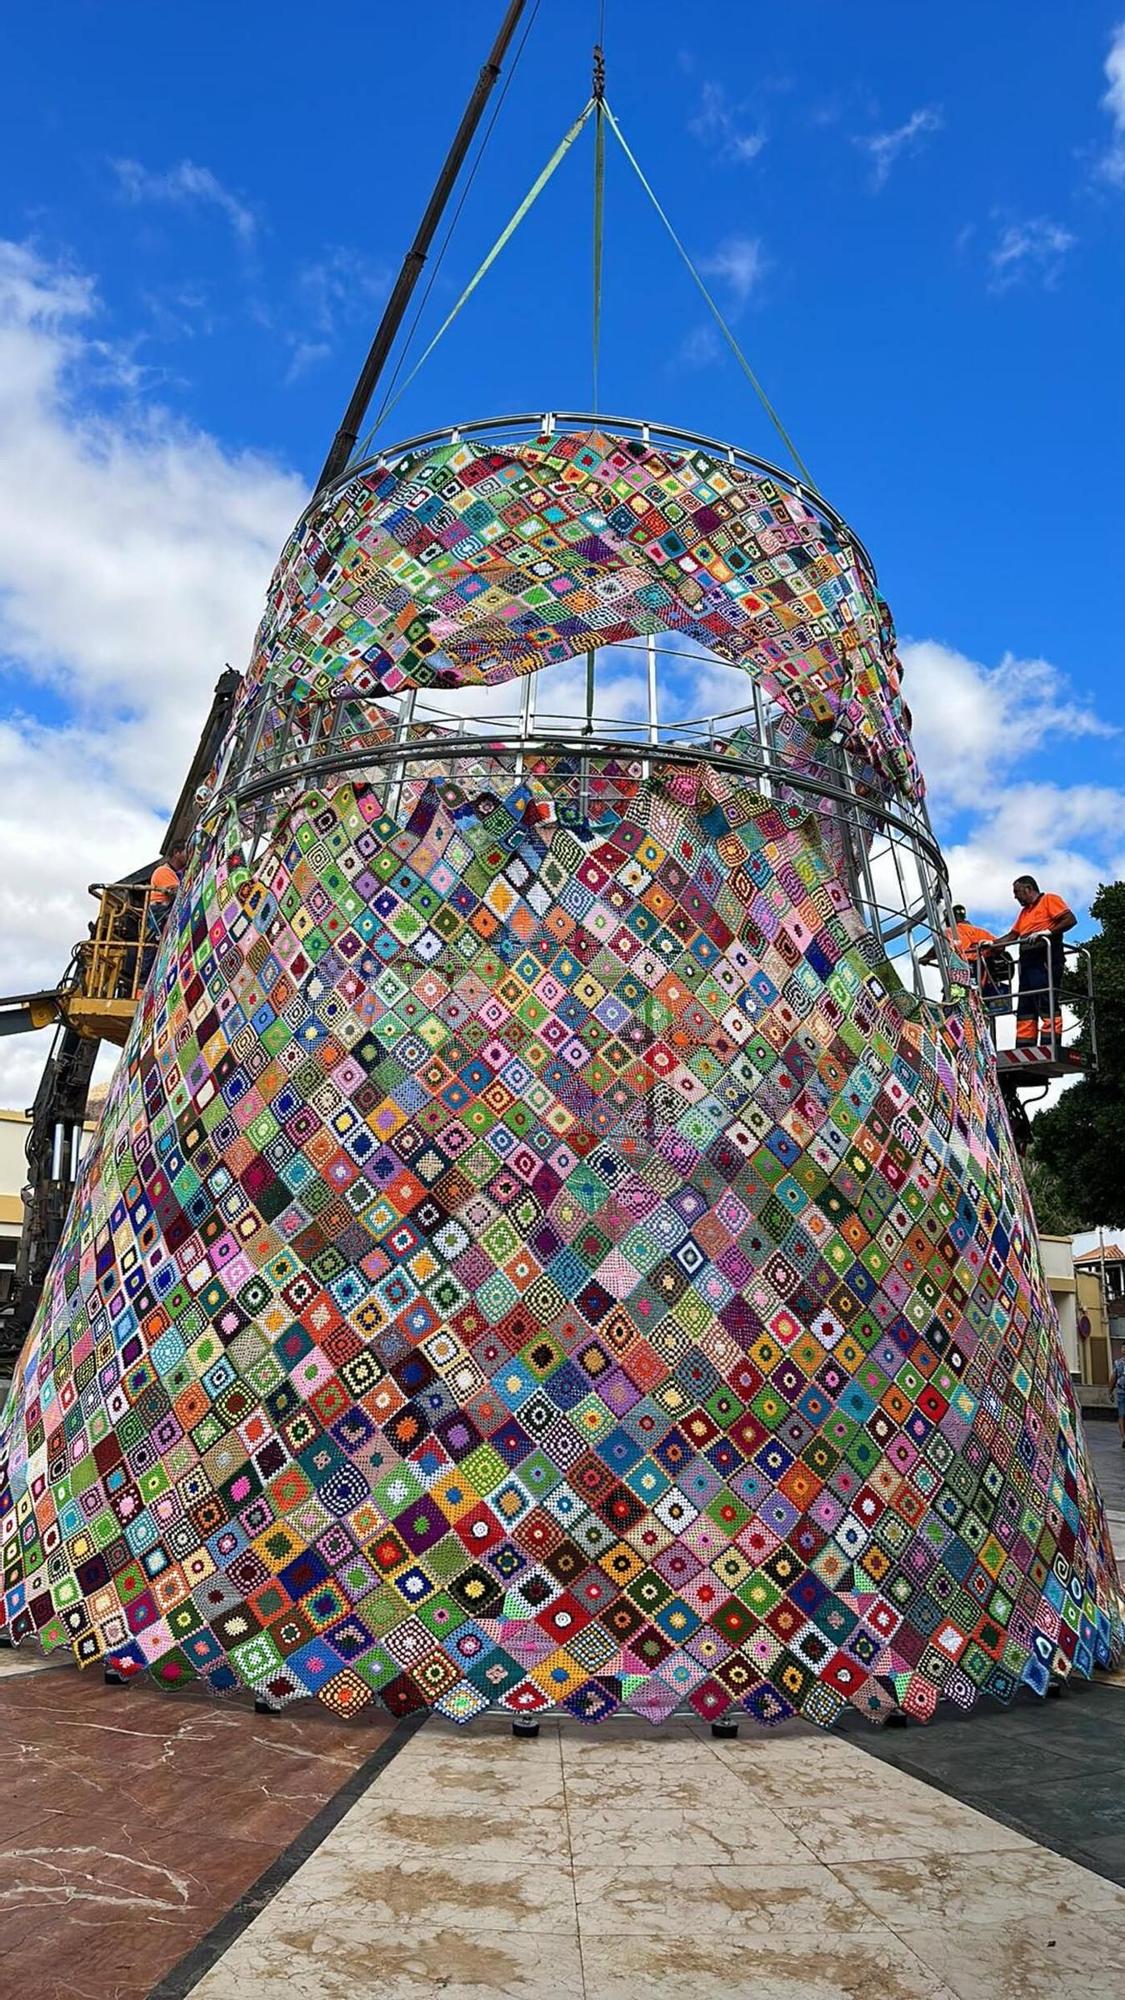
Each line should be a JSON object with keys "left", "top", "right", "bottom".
{"left": 242, "top": 429, "right": 920, "bottom": 803}
{"left": 1, "top": 430, "right": 1120, "bottom": 1728}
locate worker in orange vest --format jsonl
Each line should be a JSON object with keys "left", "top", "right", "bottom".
{"left": 147, "top": 844, "right": 188, "bottom": 937}
{"left": 940, "top": 903, "right": 1011, "bottom": 1030}
{"left": 992, "top": 875, "right": 1076, "bottom": 1049}
{"left": 950, "top": 903, "right": 994, "bottom": 967}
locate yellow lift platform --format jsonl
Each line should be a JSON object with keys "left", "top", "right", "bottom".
{"left": 0, "top": 880, "right": 156, "bottom": 1049}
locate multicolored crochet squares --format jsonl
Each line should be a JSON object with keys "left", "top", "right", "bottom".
{"left": 0, "top": 430, "right": 1120, "bottom": 1729}
{"left": 244, "top": 429, "right": 920, "bottom": 802}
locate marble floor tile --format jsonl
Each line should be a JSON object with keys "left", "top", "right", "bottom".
{"left": 566, "top": 1926, "right": 960, "bottom": 2000}
{"left": 400, "top": 1732, "right": 567, "bottom": 1810}
{"left": 689, "top": 1734, "right": 935, "bottom": 1812}
{"left": 566, "top": 1800, "right": 814, "bottom": 1867}
{"left": 896, "top": 1910, "right": 1125, "bottom": 2000}
{"left": 187, "top": 1921, "right": 585, "bottom": 2000}
{"left": 562, "top": 1759, "right": 758, "bottom": 1816}
{"left": 573, "top": 1859, "right": 884, "bottom": 1938}
{"left": 561, "top": 1727, "right": 702, "bottom": 1753}
{"left": 339, "top": 1793, "right": 570, "bottom": 1866}
{"left": 834, "top": 1844, "right": 1125, "bottom": 1928}
{"left": 0, "top": 1680, "right": 391, "bottom": 1846}
{"left": 0, "top": 1673, "right": 399, "bottom": 2000}
{"left": 776, "top": 1788, "right": 1036, "bottom": 1864}
{"left": 237, "top": 1849, "right": 579, "bottom": 1937}
{"left": 0, "top": 1824, "right": 277, "bottom": 2000}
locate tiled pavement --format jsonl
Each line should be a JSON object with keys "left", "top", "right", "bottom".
{"left": 180, "top": 1715, "right": 1125, "bottom": 2000}
{"left": 0, "top": 1656, "right": 1122, "bottom": 2000}
{"left": 853, "top": 1413, "right": 1125, "bottom": 1890}
{"left": 0, "top": 1411, "right": 1122, "bottom": 2000}
{"left": 0, "top": 1653, "right": 397, "bottom": 2000}
{"left": 1089, "top": 1410, "right": 1125, "bottom": 1577}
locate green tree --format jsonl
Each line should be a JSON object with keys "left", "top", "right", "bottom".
{"left": 1021, "top": 1152, "right": 1084, "bottom": 1235}
{"left": 1030, "top": 880, "right": 1125, "bottom": 1226}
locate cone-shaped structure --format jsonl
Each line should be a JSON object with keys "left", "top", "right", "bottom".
{"left": 2, "top": 423, "right": 1120, "bottom": 1726}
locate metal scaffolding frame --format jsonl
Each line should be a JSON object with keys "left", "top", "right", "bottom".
{"left": 206, "top": 415, "right": 957, "bottom": 1005}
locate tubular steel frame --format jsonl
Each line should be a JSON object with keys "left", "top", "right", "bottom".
{"left": 209, "top": 416, "right": 958, "bottom": 1004}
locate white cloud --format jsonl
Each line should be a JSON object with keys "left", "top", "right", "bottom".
{"left": 673, "top": 323, "right": 721, "bottom": 370}
{"left": 0, "top": 239, "right": 303, "bottom": 1103}
{"left": 901, "top": 641, "right": 1112, "bottom": 813}
{"left": 699, "top": 236, "right": 766, "bottom": 307}
{"left": 284, "top": 339, "right": 333, "bottom": 385}
{"left": 0, "top": 718, "right": 157, "bottom": 1108}
{"left": 1099, "top": 22, "right": 1125, "bottom": 185}
{"left": 688, "top": 82, "right": 766, "bottom": 164}
{"left": 943, "top": 782, "right": 1125, "bottom": 925}
{"left": 901, "top": 638, "right": 1121, "bottom": 928}
{"left": 140, "top": 284, "right": 217, "bottom": 343}
{"left": 112, "top": 158, "right": 257, "bottom": 245}
{"left": 281, "top": 248, "right": 390, "bottom": 384}
{"left": 297, "top": 247, "right": 390, "bottom": 335}
{"left": 855, "top": 107, "right": 943, "bottom": 189}
{"left": 988, "top": 216, "right": 1076, "bottom": 291}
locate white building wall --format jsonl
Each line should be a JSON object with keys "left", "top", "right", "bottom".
{"left": 0, "top": 1111, "right": 30, "bottom": 1246}
{"left": 1039, "top": 1233, "right": 1079, "bottom": 1377}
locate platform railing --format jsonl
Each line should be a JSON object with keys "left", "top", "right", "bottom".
{"left": 198, "top": 414, "right": 955, "bottom": 999}
{"left": 205, "top": 701, "right": 957, "bottom": 1005}
{"left": 965, "top": 940, "right": 1096, "bottom": 1073}
{"left": 330, "top": 410, "right": 880, "bottom": 585}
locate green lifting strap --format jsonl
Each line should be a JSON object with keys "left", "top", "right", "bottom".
{"left": 592, "top": 94, "right": 606, "bottom": 410}
{"left": 603, "top": 100, "right": 816, "bottom": 493}
{"left": 356, "top": 99, "right": 595, "bottom": 455}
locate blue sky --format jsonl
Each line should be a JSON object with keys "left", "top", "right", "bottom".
{"left": 1, "top": 2, "right": 1124, "bottom": 1099}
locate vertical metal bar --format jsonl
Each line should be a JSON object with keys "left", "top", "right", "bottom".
{"left": 838, "top": 746, "right": 874, "bottom": 937}
{"left": 751, "top": 682, "right": 772, "bottom": 797}
{"left": 580, "top": 647, "right": 595, "bottom": 822}
{"left": 916, "top": 853, "right": 953, "bottom": 1001}
{"left": 388, "top": 689, "right": 417, "bottom": 821}
{"left": 643, "top": 633, "right": 658, "bottom": 780}
{"left": 238, "top": 692, "right": 272, "bottom": 788}
{"left": 246, "top": 697, "right": 297, "bottom": 866}
{"left": 851, "top": 805, "right": 884, "bottom": 956}
{"left": 515, "top": 671, "right": 534, "bottom": 778}
{"left": 306, "top": 703, "right": 327, "bottom": 761}
{"left": 87, "top": 900, "right": 103, "bottom": 1002}
{"left": 209, "top": 723, "right": 239, "bottom": 803}
{"left": 887, "top": 830, "right": 923, "bottom": 998}
{"left": 136, "top": 892, "right": 151, "bottom": 999}
{"left": 915, "top": 795, "right": 957, "bottom": 999}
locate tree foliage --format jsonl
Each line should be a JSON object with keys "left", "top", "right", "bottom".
{"left": 1021, "top": 1152, "right": 1085, "bottom": 1236}
{"left": 1030, "top": 880, "right": 1125, "bottom": 1226}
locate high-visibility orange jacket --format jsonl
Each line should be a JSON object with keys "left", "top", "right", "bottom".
{"left": 149, "top": 862, "right": 181, "bottom": 909}
{"left": 952, "top": 919, "right": 993, "bottom": 959}
{"left": 1013, "top": 893, "right": 1071, "bottom": 939}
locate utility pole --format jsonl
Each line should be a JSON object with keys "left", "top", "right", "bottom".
{"left": 314, "top": 0, "right": 529, "bottom": 497}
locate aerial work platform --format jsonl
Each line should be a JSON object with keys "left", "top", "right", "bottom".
{"left": 975, "top": 939, "right": 1096, "bottom": 1085}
